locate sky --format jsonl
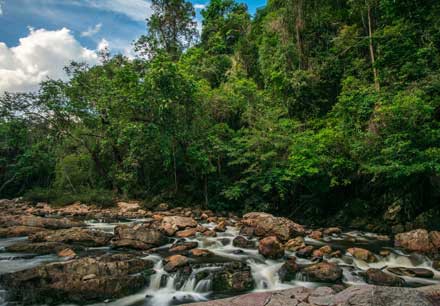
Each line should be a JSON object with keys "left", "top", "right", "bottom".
{"left": 0, "top": 0, "right": 266, "bottom": 94}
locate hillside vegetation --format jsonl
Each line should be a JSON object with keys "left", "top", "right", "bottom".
{"left": 2, "top": 0, "right": 440, "bottom": 230}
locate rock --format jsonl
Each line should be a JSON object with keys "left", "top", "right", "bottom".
{"left": 58, "top": 248, "right": 76, "bottom": 258}
{"left": 323, "top": 227, "right": 341, "bottom": 236}
{"left": 313, "top": 245, "right": 333, "bottom": 258}
{"left": 163, "top": 255, "right": 190, "bottom": 273}
{"left": 161, "top": 216, "right": 197, "bottom": 236}
{"left": 169, "top": 241, "right": 198, "bottom": 253}
{"left": 239, "top": 226, "right": 255, "bottom": 237}
{"left": 347, "top": 247, "right": 377, "bottom": 263}
{"left": 212, "top": 262, "right": 254, "bottom": 293}
{"left": 29, "top": 228, "right": 113, "bottom": 247}
{"left": 387, "top": 267, "right": 434, "bottom": 279}
{"left": 380, "top": 249, "right": 391, "bottom": 257}
{"left": 284, "top": 236, "right": 305, "bottom": 252}
{"left": 117, "top": 201, "right": 140, "bottom": 213}
{"left": 5, "top": 242, "right": 75, "bottom": 255}
{"left": 278, "top": 257, "right": 299, "bottom": 282}
{"left": 215, "top": 221, "right": 227, "bottom": 232}
{"left": 258, "top": 236, "right": 284, "bottom": 259}
{"left": 190, "top": 249, "right": 213, "bottom": 257}
{"left": 0, "top": 254, "right": 154, "bottom": 305}
{"left": 203, "top": 230, "right": 217, "bottom": 237}
{"left": 242, "top": 212, "right": 304, "bottom": 241}
{"left": 0, "top": 226, "right": 46, "bottom": 238}
{"left": 330, "top": 250, "right": 342, "bottom": 258}
{"left": 232, "top": 236, "right": 255, "bottom": 249}
{"left": 384, "top": 203, "right": 402, "bottom": 223}
{"left": 181, "top": 284, "right": 436, "bottom": 306}
{"left": 0, "top": 215, "right": 84, "bottom": 230}
{"left": 112, "top": 224, "right": 167, "bottom": 250}
{"left": 309, "top": 230, "right": 323, "bottom": 240}
{"left": 433, "top": 260, "right": 440, "bottom": 271}
{"left": 157, "top": 203, "right": 169, "bottom": 211}
{"left": 301, "top": 262, "right": 342, "bottom": 282}
{"left": 296, "top": 245, "right": 315, "bottom": 258}
{"left": 176, "top": 228, "right": 199, "bottom": 238}
{"left": 395, "top": 229, "right": 439, "bottom": 253}
{"left": 365, "top": 268, "right": 405, "bottom": 286}
{"left": 200, "top": 213, "right": 209, "bottom": 220}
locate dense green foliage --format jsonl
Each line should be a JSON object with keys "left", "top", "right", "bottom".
{"left": 2, "top": 0, "right": 440, "bottom": 229}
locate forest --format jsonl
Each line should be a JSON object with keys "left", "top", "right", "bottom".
{"left": 1, "top": 0, "right": 440, "bottom": 231}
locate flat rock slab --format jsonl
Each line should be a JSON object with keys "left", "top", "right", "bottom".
{"left": 184, "top": 285, "right": 436, "bottom": 306}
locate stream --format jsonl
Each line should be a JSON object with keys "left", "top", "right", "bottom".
{"left": 1, "top": 219, "right": 440, "bottom": 306}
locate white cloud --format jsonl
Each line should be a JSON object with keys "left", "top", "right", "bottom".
{"left": 194, "top": 4, "right": 206, "bottom": 10}
{"left": 0, "top": 28, "right": 99, "bottom": 93}
{"left": 86, "top": 0, "right": 151, "bottom": 22}
{"left": 81, "top": 23, "right": 102, "bottom": 37}
{"left": 97, "top": 38, "right": 109, "bottom": 52}
{"left": 0, "top": 0, "right": 4, "bottom": 15}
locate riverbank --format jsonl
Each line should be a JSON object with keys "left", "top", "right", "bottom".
{"left": 1, "top": 198, "right": 440, "bottom": 305}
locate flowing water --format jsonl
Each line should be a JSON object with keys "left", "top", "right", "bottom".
{"left": 1, "top": 220, "right": 440, "bottom": 306}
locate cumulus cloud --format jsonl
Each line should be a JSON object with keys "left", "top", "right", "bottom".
{"left": 194, "top": 4, "right": 206, "bottom": 10}
{"left": 0, "top": 28, "right": 99, "bottom": 93}
{"left": 0, "top": 0, "right": 4, "bottom": 15}
{"left": 81, "top": 23, "right": 102, "bottom": 37}
{"left": 86, "top": 0, "right": 151, "bottom": 22}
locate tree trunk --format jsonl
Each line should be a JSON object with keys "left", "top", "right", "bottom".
{"left": 367, "top": 3, "right": 380, "bottom": 91}
{"left": 295, "top": 0, "right": 307, "bottom": 70}
{"left": 172, "top": 140, "right": 178, "bottom": 193}
{"left": 203, "top": 175, "right": 209, "bottom": 209}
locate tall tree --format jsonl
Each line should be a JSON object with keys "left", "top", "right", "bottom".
{"left": 135, "top": 0, "right": 198, "bottom": 60}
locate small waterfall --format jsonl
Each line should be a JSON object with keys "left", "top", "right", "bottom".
{"left": 248, "top": 260, "right": 286, "bottom": 290}
{"left": 194, "top": 279, "right": 212, "bottom": 293}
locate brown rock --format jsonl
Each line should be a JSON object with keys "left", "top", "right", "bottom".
{"left": 233, "top": 236, "right": 255, "bottom": 249}
{"left": 0, "top": 226, "right": 46, "bottom": 238}
{"left": 258, "top": 236, "right": 284, "bottom": 259}
{"left": 347, "top": 247, "right": 377, "bottom": 263}
{"left": 112, "top": 224, "right": 167, "bottom": 250}
{"left": 30, "top": 227, "right": 112, "bottom": 247}
{"left": 395, "top": 229, "right": 435, "bottom": 253}
{"left": 176, "top": 228, "right": 199, "bottom": 238}
{"left": 169, "top": 241, "right": 198, "bottom": 253}
{"left": 58, "top": 248, "right": 76, "bottom": 258}
{"left": 161, "top": 216, "right": 197, "bottom": 236}
{"left": 387, "top": 267, "right": 434, "bottom": 279}
{"left": 284, "top": 237, "right": 305, "bottom": 252}
{"left": 365, "top": 268, "right": 405, "bottom": 286}
{"left": 278, "top": 257, "right": 299, "bottom": 282}
{"left": 6, "top": 242, "right": 74, "bottom": 255}
{"left": 0, "top": 215, "right": 84, "bottom": 230}
{"left": 302, "top": 262, "right": 342, "bottom": 282}
{"left": 296, "top": 245, "right": 315, "bottom": 258}
{"left": 313, "top": 245, "right": 332, "bottom": 258}
{"left": 190, "top": 249, "right": 213, "bottom": 257}
{"left": 163, "top": 255, "right": 190, "bottom": 272}
{"left": 0, "top": 254, "right": 153, "bottom": 304}
{"left": 309, "top": 230, "right": 323, "bottom": 240}
{"left": 323, "top": 227, "right": 341, "bottom": 236}
{"left": 215, "top": 221, "right": 227, "bottom": 232}
{"left": 203, "top": 230, "right": 217, "bottom": 237}
{"left": 242, "top": 212, "right": 304, "bottom": 241}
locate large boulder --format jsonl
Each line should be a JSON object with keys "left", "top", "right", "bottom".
{"left": 161, "top": 216, "right": 198, "bottom": 236}
{"left": 212, "top": 262, "right": 254, "bottom": 293}
{"left": 29, "top": 227, "right": 113, "bottom": 247}
{"left": 242, "top": 212, "right": 304, "bottom": 241}
{"left": 0, "top": 215, "right": 84, "bottom": 230}
{"left": 365, "top": 268, "right": 405, "bottom": 286}
{"left": 0, "top": 254, "right": 154, "bottom": 305}
{"left": 182, "top": 285, "right": 435, "bottom": 306}
{"left": 258, "top": 236, "right": 284, "bottom": 259}
{"left": 347, "top": 247, "right": 377, "bottom": 263}
{"left": 112, "top": 224, "right": 167, "bottom": 250}
{"left": 395, "top": 229, "right": 440, "bottom": 253}
{"left": 301, "top": 262, "right": 342, "bottom": 282}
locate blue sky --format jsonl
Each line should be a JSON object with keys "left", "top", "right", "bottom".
{"left": 0, "top": 0, "right": 266, "bottom": 93}
{"left": 0, "top": 0, "right": 266, "bottom": 51}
